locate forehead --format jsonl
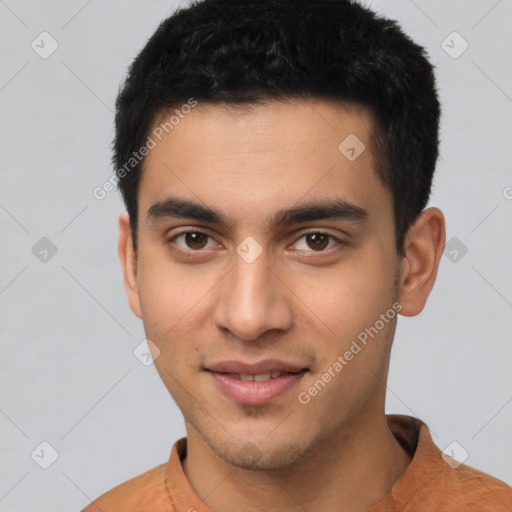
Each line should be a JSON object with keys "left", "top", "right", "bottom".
{"left": 138, "top": 98, "right": 390, "bottom": 228}
{"left": 148, "top": 98, "right": 375, "bottom": 159}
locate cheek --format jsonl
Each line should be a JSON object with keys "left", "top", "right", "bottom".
{"left": 136, "top": 250, "right": 224, "bottom": 378}
{"left": 291, "top": 256, "right": 396, "bottom": 346}
{"left": 136, "top": 248, "right": 213, "bottom": 332}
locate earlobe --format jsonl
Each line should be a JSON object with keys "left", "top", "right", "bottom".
{"left": 118, "top": 212, "right": 143, "bottom": 318}
{"left": 398, "top": 207, "right": 445, "bottom": 316}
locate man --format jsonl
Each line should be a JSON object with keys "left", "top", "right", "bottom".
{"left": 83, "top": 0, "right": 512, "bottom": 510}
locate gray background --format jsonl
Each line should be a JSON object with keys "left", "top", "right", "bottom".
{"left": 0, "top": 0, "right": 511, "bottom": 510}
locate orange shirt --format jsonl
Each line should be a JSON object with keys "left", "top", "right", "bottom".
{"left": 82, "top": 415, "right": 512, "bottom": 511}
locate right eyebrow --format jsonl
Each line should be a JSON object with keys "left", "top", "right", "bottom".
{"left": 147, "top": 197, "right": 231, "bottom": 227}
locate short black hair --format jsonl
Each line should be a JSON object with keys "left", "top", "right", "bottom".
{"left": 113, "top": 0, "right": 440, "bottom": 254}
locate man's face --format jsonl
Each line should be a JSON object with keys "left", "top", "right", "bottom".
{"left": 128, "top": 99, "right": 401, "bottom": 470}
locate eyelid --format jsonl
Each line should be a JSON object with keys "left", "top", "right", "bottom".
{"left": 166, "top": 227, "right": 345, "bottom": 254}
{"left": 166, "top": 228, "right": 220, "bottom": 251}
{"left": 288, "top": 228, "right": 344, "bottom": 252}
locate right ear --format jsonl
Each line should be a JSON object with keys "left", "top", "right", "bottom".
{"left": 118, "top": 212, "right": 142, "bottom": 318}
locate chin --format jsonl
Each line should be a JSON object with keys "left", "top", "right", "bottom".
{"left": 210, "top": 435, "right": 309, "bottom": 472}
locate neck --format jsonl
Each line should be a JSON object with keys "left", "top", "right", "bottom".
{"left": 182, "top": 413, "right": 411, "bottom": 512}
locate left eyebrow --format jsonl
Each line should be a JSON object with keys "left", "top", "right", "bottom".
{"left": 268, "top": 199, "right": 368, "bottom": 228}
{"left": 146, "top": 196, "right": 368, "bottom": 230}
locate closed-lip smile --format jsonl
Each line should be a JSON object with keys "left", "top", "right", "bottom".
{"left": 206, "top": 359, "right": 309, "bottom": 405}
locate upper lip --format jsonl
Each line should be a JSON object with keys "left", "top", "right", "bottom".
{"left": 206, "top": 359, "right": 308, "bottom": 375}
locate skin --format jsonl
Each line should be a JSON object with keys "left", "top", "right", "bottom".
{"left": 118, "top": 98, "right": 445, "bottom": 512}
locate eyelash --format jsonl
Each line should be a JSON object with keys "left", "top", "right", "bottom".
{"left": 165, "top": 228, "right": 345, "bottom": 256}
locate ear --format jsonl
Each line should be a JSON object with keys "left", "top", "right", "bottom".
{"left": 118, "top": 212, "right": 142, "bottom": 318}
{"left": 398, "top": 207, "right": 445, "bottom": 316}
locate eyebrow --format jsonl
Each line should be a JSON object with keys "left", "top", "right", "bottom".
{"left": 147, "top": 196, "right": 368, "bottom": 230}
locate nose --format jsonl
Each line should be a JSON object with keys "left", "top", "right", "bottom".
{"left": 213, "top": 248, "right": 293, "bottom": 341}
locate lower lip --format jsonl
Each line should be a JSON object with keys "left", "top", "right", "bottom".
{"left": 209, "top": 371, "right": 307, "bottom": 406}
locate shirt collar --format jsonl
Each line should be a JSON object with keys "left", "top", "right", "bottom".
{"left": 164, "top": 414, "right": 441, "bottom": 512}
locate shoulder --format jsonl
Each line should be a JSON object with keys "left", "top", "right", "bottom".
{"left": 411, "top": 444, "right": 512, "bottom": 511}
{"left": 437, "top": 460, "right": 512, "bottom": 511}
{"left": 81, "top": 463, "right": 174, "bottom": 512}
{"left": 385, "top": 415, "right": 512, "bottom": 511}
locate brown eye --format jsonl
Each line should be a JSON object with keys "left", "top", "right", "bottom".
{"left": 170, "top": 231, "right": 215, "bottom": 252}
{"left": 183, "top": 232, "right": 209, "bottom": 250}
{"left": 292, "top": 231, "right": 341, "bottom": 253}
{"left": 305, "top": 233, "right": 330, "bottom": 251}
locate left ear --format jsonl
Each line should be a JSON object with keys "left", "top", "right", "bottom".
{"left": 398, "top": 207, "right": 445, "bottom": 316}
